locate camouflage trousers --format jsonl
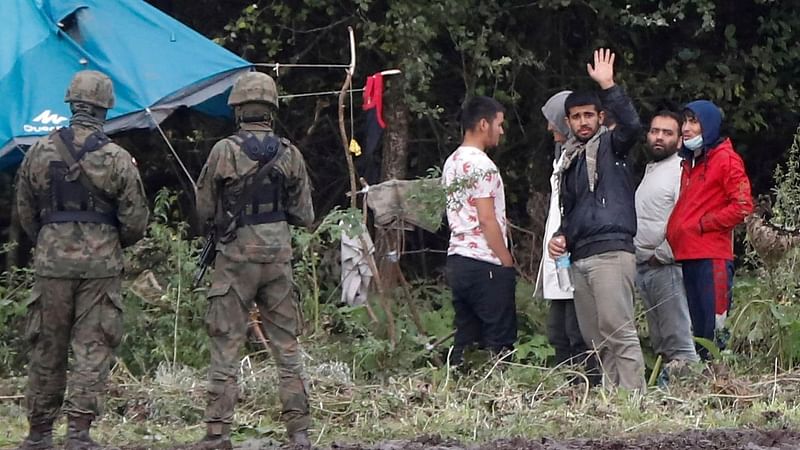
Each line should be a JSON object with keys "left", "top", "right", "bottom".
{"left": 24, "top": 276, "right": 123, "bottom": 425}
{"left": 204, "top": 253, "right": 310, "bottom": 434}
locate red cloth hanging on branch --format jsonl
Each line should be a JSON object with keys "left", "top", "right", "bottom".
{"left": 363, "top": 73, "right": 386, "bottom": 128}
{"left": 357, "top": 73, "right": 387, "bottom": 184}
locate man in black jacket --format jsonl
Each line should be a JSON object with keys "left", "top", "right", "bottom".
{"left": 548, "top": 49, "right": 645, "bottom": 390}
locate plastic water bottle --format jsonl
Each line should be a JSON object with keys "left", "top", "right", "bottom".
{"left": 555, "top": 254, "right": 574, "bottom": 292}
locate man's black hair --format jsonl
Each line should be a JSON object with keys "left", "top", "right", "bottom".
{"left": 564, "top": 91, "right": 603, "bottom": 117}
{"left": 460, "top": 96, "right": 505, "bottom": 131}
{"left": 651, "top": 110, "right": 683, "bottom": 132}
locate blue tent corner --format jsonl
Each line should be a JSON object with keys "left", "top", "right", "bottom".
{"left": 0, "top": 0, "right": 252, "bottom": 170}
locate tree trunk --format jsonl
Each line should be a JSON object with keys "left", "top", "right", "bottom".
{"left": 376, "top": 82, "right": 410, "bottom": 288}
{"left": 380, "top": 82, "right": 409, "bottom": 181}
{"left": 373, "top": 80, "right": 427, "bottom": 335}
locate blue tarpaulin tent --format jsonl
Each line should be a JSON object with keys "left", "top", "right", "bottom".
{"left": 0, "top": 0, "right": 251, "bottom": 170}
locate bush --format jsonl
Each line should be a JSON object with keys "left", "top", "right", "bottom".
{"left": 0, "top": 245, "right": 34, "bottom": 377}
{"left": 729, "top": 124, "right": 800, "bottom": 368}
{"left": 118, "top": 188, "right": 209, "bottom": 374}
{"left": 770, "top": 122, "right": 800, "bottom": 231}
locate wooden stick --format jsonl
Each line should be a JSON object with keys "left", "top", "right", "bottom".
{"left": 361, "top": 238, "right": 397, "bottom": 348}
{"left": 363, "top": 300, "right": 379, "bottom": 323}
{"left": 357, "top": 178, "right": 379, "bottom": 324}
{"left": 398, "top": 266, "right": 427, "bottom": 336}
{"left": 337, "top": 26, "right": 358, "bottom": 209}
{"left": 249, "top": 307, "right": 271, "bottom": 351}
{"left": 335, "top": 27, "right": 395, "bottom": 345}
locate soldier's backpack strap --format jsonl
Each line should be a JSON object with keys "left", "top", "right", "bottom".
{"left": 232, "top": 143, "right": 286, "bottom": 216}
{"left": 228, "top": 133, "right": 245, "bottom": 148}
{"left": 218, "top": 143, "right": 287, "bottom": 242}
{"left": 51, "top": 129, "right": 113, "bottom": 204}
{"left": 235, "top": 130, "right": 283, "bottom": 163}
{"left": 47, "top": 128, "right": 118, "bottom": 226}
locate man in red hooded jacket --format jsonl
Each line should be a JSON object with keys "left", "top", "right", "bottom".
{"left": 666, "top": 100, "right": 753, "bottom": 359}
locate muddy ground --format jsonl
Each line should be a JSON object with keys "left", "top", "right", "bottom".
{"left": 116, "top": 428, "right": 800, "bottom": 450}
{"left": 328, "top": 429, "right": 800, "bottom": 450}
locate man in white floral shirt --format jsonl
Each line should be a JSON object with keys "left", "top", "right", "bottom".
{"left": 442, "top": 96, "right": 516, "bottom": 366}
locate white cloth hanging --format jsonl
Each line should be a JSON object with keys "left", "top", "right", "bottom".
{"left": 340, "top": 228, "right": 374, "bottom": 305}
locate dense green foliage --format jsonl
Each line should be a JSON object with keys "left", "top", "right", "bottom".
{"left": 728, "top": 124, "right": 800, "bottom": 367}
{"left": 771, "top": 122, "right": 800, "bottom": 231}
{"left": 0, "top": 189, "right": 542, "bottom": 378}
{"left": 145, "top": 0, "right": 799, "bottom": 211}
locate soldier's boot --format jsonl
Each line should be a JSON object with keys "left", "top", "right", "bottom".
{"left": 289, "top": 430, "right": 311, "bottom": 449}
{"left": 65, "top": 415, "right": 113, "bottom": 450}
{"left": 191, "top": 423, "right": 232, "bottom": 450}
{"left": 15, "top": 420, "right": 54, "bottom": 450}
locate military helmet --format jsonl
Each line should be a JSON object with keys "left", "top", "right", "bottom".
{"left": 228, "top": 72, "right": 278, "bottom": 108}
{"left": 64, "top": 70, "right": 115, "bottom": 109}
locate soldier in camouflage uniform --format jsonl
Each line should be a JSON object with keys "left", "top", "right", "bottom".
{"left": 14, "top": 70, "right": 149, "bottom": 450}
{"left": 193, "top": 71, "right": 314, "bottom": 449}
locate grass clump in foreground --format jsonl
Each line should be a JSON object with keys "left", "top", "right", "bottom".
{"left": 3, "top": 180, "right": 800, "bottom": 447}
{"left": 1, "top": 346, "right": 799, "bottom": 448}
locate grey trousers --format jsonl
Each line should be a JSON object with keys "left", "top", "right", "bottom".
{"left": 572, "top": 251, "right": 645, "bottom": 390}
{"left": 636, "top": 263, "right": 699, "bottom": 363}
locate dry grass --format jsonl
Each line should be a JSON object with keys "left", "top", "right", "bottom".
{"left": 2, "top": 350, "right": 800, "bottom": 449}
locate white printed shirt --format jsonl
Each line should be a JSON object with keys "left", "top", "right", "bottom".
{"left": 442, "top": 146, "right": 507, "bottom": 265}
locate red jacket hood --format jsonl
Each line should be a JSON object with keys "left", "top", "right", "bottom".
{"left": 666, "top": 138, "right": 753, "bottom": 261}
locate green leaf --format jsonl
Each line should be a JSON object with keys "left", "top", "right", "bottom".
{"left": 693, "top": 337, "right": 722, "bottom": 360}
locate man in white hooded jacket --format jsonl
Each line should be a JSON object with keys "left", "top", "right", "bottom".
{"left": 536, "top": 91, "right": 591, "bottom": 374}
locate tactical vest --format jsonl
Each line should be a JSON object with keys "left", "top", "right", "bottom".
{"left": 41, "top": 127, "right": 118, "bottom": 227}
{"left": 225, "top": 130, "right": 290, "bottom": 227}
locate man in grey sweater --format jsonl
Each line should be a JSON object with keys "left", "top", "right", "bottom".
{"left": 635, "top": 111, "right": 699, "bottom": 376}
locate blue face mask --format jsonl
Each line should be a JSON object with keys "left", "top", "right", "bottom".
{"left": 684, "top": 135, "right": 703, "bottom": 151}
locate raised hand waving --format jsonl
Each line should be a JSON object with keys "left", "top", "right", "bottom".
{"left": 587, "top": 48, "right": 616, "bottom": 90}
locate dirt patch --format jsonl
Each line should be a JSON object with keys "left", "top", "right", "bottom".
{"left": 327, "top": 429, "right": 800, "bottom": 450}
{"left": 114, "top": 429, "right": 800, "bottom": 450}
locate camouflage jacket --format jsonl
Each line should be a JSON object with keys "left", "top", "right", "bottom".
{"left": 15, "top": 125, "right": 150, "bottom": 278}
{"left": 195, "top": 123, "right": 314, "bottom": 264}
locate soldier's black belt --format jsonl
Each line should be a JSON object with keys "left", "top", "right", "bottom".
{"left": 41, "top": 210, "right": 119, "bottom": 226}
{"left": 239, "top": 211, "right": 287, "bottom": 226}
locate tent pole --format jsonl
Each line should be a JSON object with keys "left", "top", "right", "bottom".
{"left": 146, "top": 108, "right": 197, "bottom": 192}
